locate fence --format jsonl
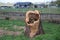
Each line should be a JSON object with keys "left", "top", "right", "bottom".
{"left": 0, "top": 12, "right": 60, "bottom": 23}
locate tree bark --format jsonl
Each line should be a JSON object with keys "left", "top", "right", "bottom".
{"left": 25, "top": 10, "right": 44, "bottom": 38}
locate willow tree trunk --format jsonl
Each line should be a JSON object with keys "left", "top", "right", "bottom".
{"left": 25, "top": 10, "right": 44, "bottom": 38}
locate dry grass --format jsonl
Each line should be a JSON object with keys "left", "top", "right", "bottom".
{"left": 0, "top": 26, "right": 25, "bottom": 37}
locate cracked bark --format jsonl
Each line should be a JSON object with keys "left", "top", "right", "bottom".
{"left": 25, "top": 10, "right": 44, "bottom": 38}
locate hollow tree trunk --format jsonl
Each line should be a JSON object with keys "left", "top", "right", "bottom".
{"left": 25, "top": 10, "right": 44, "bottom": 38}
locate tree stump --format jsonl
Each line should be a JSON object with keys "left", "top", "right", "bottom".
{"left": 25, "top": 10, "right": 44, "bottom": 38}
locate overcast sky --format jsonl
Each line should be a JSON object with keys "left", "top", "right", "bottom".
{"left": 0, "top": 0, "right": 56, "bottom": 3}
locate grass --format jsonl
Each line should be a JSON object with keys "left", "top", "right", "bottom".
{"left": 33, "top": 22, "right": 60, "bottom": 40}
{"left": 0, "top": 20, "right": 60, "bottom": 40}
{"left": 0, "top": 19, "right": 25, "bottom": 26}
{"left": 0, "top": 19, "right": 25, "bottom": 31}
{"left": 0, "top": 8, "right": 60, "bottom": 14}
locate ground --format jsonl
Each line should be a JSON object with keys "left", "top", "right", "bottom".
{"left": 0, "top": 19, "right": 60, "bottom": 40}
{"left": 0, "top": 7, "right": 60, "bottom": 40}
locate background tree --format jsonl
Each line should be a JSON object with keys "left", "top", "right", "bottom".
{"left": 55, "top": 0, "right": 60, "bottom": 7}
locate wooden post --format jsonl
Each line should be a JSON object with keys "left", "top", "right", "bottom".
{"left": 25, "top": 10, "right": 44, "bottom": 38}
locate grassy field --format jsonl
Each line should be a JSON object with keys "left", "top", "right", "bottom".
{"left": 0, "top": 8, "right": 60, "bottom": 14}
{"left": 0, "top": 19, "right": 60, "bottom": 40}
{"left": 0, "top": 19, "right": 25, "bottom": 31}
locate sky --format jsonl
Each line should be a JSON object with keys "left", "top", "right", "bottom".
{"left": 0, "top": 0, "right": 56, "bottom": 3}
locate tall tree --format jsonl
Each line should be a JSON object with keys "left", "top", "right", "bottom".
{"left": 56, "top": 0, "right": 60, "bottom": 7}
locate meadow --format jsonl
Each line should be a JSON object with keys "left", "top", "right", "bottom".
{"left": 0, "top": 19, "right": 60, "bottom": 40}
{"left": 0, "top": 8, "right": 60, "bottom": 14}
{"left": 0, "top": 7, "right": 60, "bottom": 40}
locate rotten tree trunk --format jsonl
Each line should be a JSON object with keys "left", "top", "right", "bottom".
{"left": 25, "top": 10, "right": 44, "bottom": 38}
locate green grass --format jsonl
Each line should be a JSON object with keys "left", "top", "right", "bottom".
{"left": 0, "top": 8, "right": 60, "bottom": 14}
{"left": 33, "top": 22, "right": 60, "bottom": 40}
{"left": 0, "top": 19, "right": 25, "bottom": 31}
{"left": 0, "top": 19, "right": 25, "bottom": 27}
{"left": 0, "top": 20, "right": 60, "bottom": 40}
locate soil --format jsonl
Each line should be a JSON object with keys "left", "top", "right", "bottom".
{"left": 0, "top": 26, "right": 25, "bottom": 37}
